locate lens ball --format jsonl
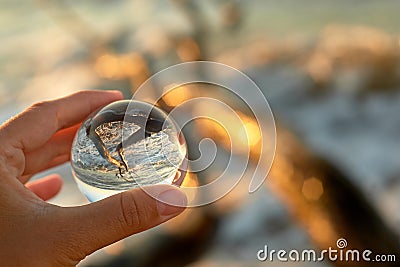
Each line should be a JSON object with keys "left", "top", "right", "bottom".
{"left": 71, "top": 100, "right": 187, "bottom": 202}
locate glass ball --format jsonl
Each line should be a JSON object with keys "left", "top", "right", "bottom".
{"left": 71, "top": 100, "right": 187, "bottom": 202}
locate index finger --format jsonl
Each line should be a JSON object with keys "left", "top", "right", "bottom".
{"left": 0, "top": 90, "right": 123, "bottom": 152}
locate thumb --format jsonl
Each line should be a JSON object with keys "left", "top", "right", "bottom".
{"left": 57, "top": 184, "right": 187, "bottom": 259}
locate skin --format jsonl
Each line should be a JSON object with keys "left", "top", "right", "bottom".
{"left": 0, "top": 90, "right": 187, "bottom": 266}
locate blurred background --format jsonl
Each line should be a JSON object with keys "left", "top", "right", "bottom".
{"left": 1, "top": 0, "right": 400, "bottom": 266}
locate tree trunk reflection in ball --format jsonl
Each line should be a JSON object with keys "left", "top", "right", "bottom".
{"left": 71, "top": 100, "right": 187, "bottom": 202}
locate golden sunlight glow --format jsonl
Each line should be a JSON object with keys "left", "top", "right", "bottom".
{"left": 176, "top": 38, "right": 201, "bottom": 62}
{"left": 229, "top": 112, "right": 262, "bottom": 153}
{"left": 193, "top": 107, "right": 262, "bottom": 157}
{"left": 95, "top": 54, "right": 117, "bottom": 79}
{"left": 162, "top": 85, "right": 192, "bottom": 107}
{"left": 94, "top": 53, "right": 149, "bottom": 82}
{"left": 302, "top": 177, "right": 324, "bottom": 201}
{"left": 163, "top": 170, "right": 200, "bottom": 235}
{"left": 320, "top": 25, "right": 394, "bottom": 65}
{"left": 308, "top": 217, "right": 336, "bottom": 247}
{"left": 244, "top": 118, "right": 262, "bottom": 147}
{"left": 203, "top": 118, "right": 231, "bottom": 150}
{"left": 181, "top": 170, "right": 199, "bottom": 204}
{"left": 104, "top": 240, "right": 125, "bottom": 256}
{"left": 236, "top": 118, "right": 261, "bottom": 148}
{"left": 306, "top": 52, "right": 332, "bottom": 83}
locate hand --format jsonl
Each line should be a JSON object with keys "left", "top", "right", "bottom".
{"left": 0, "top": 90, "right": 187, "bottom": 266}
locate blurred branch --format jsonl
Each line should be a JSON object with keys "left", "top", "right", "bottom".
{"left": 268, "top": 128, "right": 400, "bottom": 267}
{"left": 193, "top": 101, "right": 400, "bottom": 266}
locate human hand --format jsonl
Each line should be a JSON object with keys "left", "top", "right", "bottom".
{"left": 0, "top": 90, "right": 187, "bottom": 266}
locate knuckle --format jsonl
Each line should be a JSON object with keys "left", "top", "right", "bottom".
{"left": 118, "top": 192, "right": 145, "bottom": 231}
{"left": 74, "top": 90, "right": 93, "bottom": 99}
{"left": 30, "top": 100, "right": 51, "bottom": 110}
{"left": 29, "top": 100, "right": 59, "bottom": 127}
{"left": 0, "top": 143, "right": 24, "bottom": 177}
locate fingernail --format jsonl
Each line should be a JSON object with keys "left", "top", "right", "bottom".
{"left": 157, "top": 188, "right": 187, "bottom": 217}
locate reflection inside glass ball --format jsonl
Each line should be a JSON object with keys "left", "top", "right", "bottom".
{"left": 71, "top": 100, "right": 187, "bottom": 202}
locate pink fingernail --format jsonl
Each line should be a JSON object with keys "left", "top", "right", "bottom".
{"left": 157, "top": 188, "right": 187, "bottom": 217}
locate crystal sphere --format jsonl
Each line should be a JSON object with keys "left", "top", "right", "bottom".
{"left": 71, "top": 100, "right": 187, "bottom": 202}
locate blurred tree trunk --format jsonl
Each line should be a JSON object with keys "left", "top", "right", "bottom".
{"left": 268, "top": 127, "right": 400, "bottom": 267}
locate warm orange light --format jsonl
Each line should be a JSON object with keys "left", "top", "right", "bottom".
{"left": 95, "top": 54, "right": 118, "bottom": 79}
{"left": 162, "top": 85, "right": 192, "bottom": 107}
{"left": 320, "top": 25, "right": 394, "bottom": 67}
{"left": 244, "top": 118, "right": 262, "bottom": 147}
{"left": 103, "top": 240, "right": 125, "bottom": 256}
{"left": 308, "top": 217, "right": 336, "bottom": 247}
{"left": 237, "top": 120, "right": 261, "bottom": 147}
{"left": 192, "top": 106, "right": 263, "bottom": 157}
{"left": 163, "top": 170, "right": 200, "bottom": 235}
{"left": 94, "top": 53, "right": 149, "bottom": 82}
{"left": 176, "top": 38, "right": 201, "bottom": 62}
{"left": 228, "top": 112, "right": 262, "bottom": 151}
{"left": 306, "top": 52, "right": 332, "bottom": 83}
{"left": 302, "top": 177, "right": 324, "bottom": 201}
{"left": 181, "top": 170, "right": 199, "bottom": 204}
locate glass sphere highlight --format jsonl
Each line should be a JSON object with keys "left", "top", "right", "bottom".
{"left": 71, "top": 100, "right": 187, "bottom": 202}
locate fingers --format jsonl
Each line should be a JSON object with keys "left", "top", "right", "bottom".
{"left": 19, "top": 153, "right": 70, "bottom": 184}
{"left": 57, "top": 185, "right": 187, "bottom": 257}
{"left": 22, "top": 125, "right": 78, "bottom": 177}
{"left": 26, "top": 174, "right": 63, "bottom": 201}
{"left": 0, "top": 90, "right": 123, "bottom": 152}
